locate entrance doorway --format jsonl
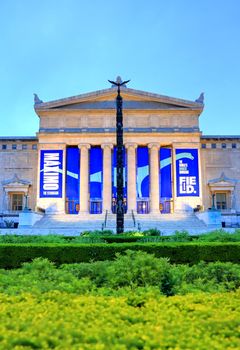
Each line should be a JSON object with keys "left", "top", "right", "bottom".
{"left": 160, "top": 198, "right": 172, "bottom": 213}
{"left": 90, "top": 199, "right": 102, "bottom": 214}
{"left": 137, "top": 200, "right": 149, "bottom": 214}
{"left": 65, "top": 199, "right": 79, "bottom": 214}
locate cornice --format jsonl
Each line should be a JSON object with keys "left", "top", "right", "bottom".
{"left": 34, "top": 87, "right": 204, "bottom": 111}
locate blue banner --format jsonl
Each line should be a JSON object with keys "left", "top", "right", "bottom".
{"left": 112, "top": 147, "right": 127, "bottom": 198}
{"left": 89, "top": 147, "right": 103, "bottom": 199}
{"left": 66, "top": 147, "right": 80, "bottom": 214}
{"left": 40, "top": 150, "right": 63, "bottom": 198}
{"left": 160, "top": 148, "right": 172, "bottom": 199}
{"left": 176, "top": 149, "right": 199, "bottom": 197}
{"left": 137, "top": 147, "right": 149, "bottom": 198}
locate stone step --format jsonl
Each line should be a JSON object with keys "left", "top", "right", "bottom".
{"left": 33, "top": 212, "right": 207, "bottom": 231}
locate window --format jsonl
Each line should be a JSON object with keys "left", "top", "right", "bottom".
{"left": 221, "top": 143, "right": 226, "bottom": 149}
{"left": 11, "top": 194, "right": 23, "bottom": 211}
{"left": 216, "top": 193, "right": 227, "bottom": 210}
{"left": 2, "top": 144, "right": 7, "bottom": 150}
{"left": 211, "top": 143, "right": 216, "bottom": 149}
{"left": 12, "top": 144, "right": 17, "bottom": 150}
{"left": 201, "top": 144, "right": 206, "bottom": 149}
{"left": 232, "top": 143, "right": 237, "bottom": 149}
{"left": 22, "top": 144, "right": 27, "bottom": 150}
{"left": 32, "top": 144, "right": 37, "bottom": 150}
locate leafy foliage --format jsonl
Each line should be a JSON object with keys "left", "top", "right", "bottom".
{"left": 81, "top": 229, "right": 114, "bottom": 236}
{"left": 0, "top": 241, "right": 240, "bottom": 268}
{"left": 142, "top": 228, "right": 162, "bottom": 236}
{"left": 0, "top": 291, "right": 239, "bottom": 349}
{"left": 198, "top": 229, "right": 240, "bottom": 242}
{"left": 1, "top": 251, "right": 240, "bottom": 296}
{"left": 0, "top": 251, "right": 240, "bottom": 348}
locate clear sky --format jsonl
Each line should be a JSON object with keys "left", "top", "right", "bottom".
{"left": 1, "top": 0, "right": 240, "bottom": 136}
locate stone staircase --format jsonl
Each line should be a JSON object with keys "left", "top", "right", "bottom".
{"left": 33, "top": 213, "right": 104, "bottom": 231}
{"left": 33, "top": 211, "right": 207, "bottom": 234}
{"left": 134, "top": 213, "right": 207, "bottom": 233}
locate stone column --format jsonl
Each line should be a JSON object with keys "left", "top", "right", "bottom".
{"left": 78, "top": 144, "right": 90, "bottom": 214}
{"left": 125, "top": 143, "right": 137, "bottom": 213}
{"left": 101, "top": 143, "right": 113, "bottom": 213}
{"left": 230, "top": 190, "right": 235, "bottom": 211}
{"left": 2, "top": 190, "right": 7, "bottom": 212}
{"left": 148, "top": 143, "right": 160, "bottom": 214}
{"left": 172, "top": 144, "right": 177, "bottom": 213}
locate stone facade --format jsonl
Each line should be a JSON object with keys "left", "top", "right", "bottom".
{"left": 0, "top": 82, "right": 240, "bottom": 227}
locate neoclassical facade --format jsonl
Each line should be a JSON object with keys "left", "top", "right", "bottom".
{"left": 0, "top": 79, "right": 240, "bottom": 227}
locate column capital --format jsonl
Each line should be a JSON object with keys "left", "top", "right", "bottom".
{"left": 101, "top": 143, "right": 114, "bottom": 150}
{"left": 125, "top": 142, "right": 138, "bottom": 149}
{"left": 78, "top": 143, "right": 90, "bottom": 150}
{"left": 148, "top": 142, "right": 160, "bottom": 150}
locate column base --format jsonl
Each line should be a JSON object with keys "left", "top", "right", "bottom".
{"left": 127, "top": 210, "right": 137, "bottom": 215}
{"left": 149, "top": 209, "right": 161, "bottom": 215}
{"left": 78, "top": 211, "right": 89, "bottom": 216}
{"left": 103, "top": 208, "right": 112, "bottom": 214}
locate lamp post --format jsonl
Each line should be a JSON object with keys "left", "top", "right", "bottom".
{"left": 108, "top": 77, "right": 130, "bottom": 234}
{"left": 23, "top": 194, "right": 29, "bottom": 212}
{"left": 211, "top": 193, "right": 216, "bottom": 210}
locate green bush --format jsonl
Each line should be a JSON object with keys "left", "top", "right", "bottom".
{"left": 171, "top": 260, "right": 240, "bottom": 294}
{"left": 122, "top": 230, "right": 144, "bottom": 236}
{"left": 81, "top": 229, "right": 114, "bottom": 236}
{"left": 104, "top": 250, "right": 174, "bottom": 295}
{"left": 0, "top": 258, "right": 95, "bottom": 295}
{"left": 0, "top": 234, "right": 66, "bottom": 244}
{"left": 142, "top": 228, "right": 161, "bottom": 236}
{"left": 170, "top": 230, "right": 191, "bottom": 241}
{"left": 198, "top": 229, "right": 240, "bottom": 242}
{"left": 70, "top": 236, "right": 106, "bottom": 243}
{"left": 61, "top": 260, "right": 109, "bottom": 287}
{"left": 138, "top": 236, "right": 165, "bottom": 242}
{"left": 1, "top": 252, "right": 240, "bottom": 296}
{"left": 62, "top": 252, "right": 240, "bottom": 296}
{"left": 0, "top": 291, "right": 239, "bottom": 349}
{"left": 0, "top": 242, "right": 240, "bottom": 268}
{"left": 101, "top": 235, "right": 142, "bottom": 243}
{"left": 1, "top": 229, "right": 240, "bottom": 245}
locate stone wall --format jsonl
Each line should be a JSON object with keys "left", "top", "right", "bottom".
{"left": 0, "top": 139, "right": 38, "bottom": 212}
{"left": 201, "top": 141, "right": 240, "bottom": 211}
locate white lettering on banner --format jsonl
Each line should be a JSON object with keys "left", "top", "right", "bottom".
{"left": 43, "top": 153, "right": 60, "bottom": 191}
{"left": 179, "top": 160, "right": 189, "bottom": 175}
{"left": 179, "top": 176, "right": 197, "bottom": 194}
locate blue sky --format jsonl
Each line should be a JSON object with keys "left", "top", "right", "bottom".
{"left": 1, "top": 0, "right": 239, "bottom": 136}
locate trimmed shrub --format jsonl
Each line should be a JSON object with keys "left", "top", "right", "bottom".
{"left": 101, "top": 235, "right": 142, "bottom": 243}
{"left": 170, "top": 230, "right": 191, "bottom": 241}
{"left": 0, "top": 242, "right": 240, "bottom": 268}
{"left": 104, "top": 250, "right": 174, "bottom": 295}
{"left": 81, "top": 229, "right": 114, "bottom": 236}
{"left": 1, "top": 252, "right": 240, "bottom": 296}
{"left": 142, "top": 228, "right": 161, "bottom": 236}
{"left": 198, "top": 229, "right": 240, "bottom": 242}
{"left": 0, "top": 291, "right": 239, "bottom": 349}
{"left": 0, "top": 234, "right": 66, "bottom": 244}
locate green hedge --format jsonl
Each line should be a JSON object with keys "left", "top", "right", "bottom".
{"left": 0, "top": 242, "right": 240, "bottom": 268}
{"left": 1, "top": 291, "right": 240, "bottom": 349}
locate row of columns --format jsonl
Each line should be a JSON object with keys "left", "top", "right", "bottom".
{"left": 78, "top": 142, "right": 162, "bottom": 214}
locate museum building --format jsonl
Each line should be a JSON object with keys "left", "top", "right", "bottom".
{"left": 0, "top": 78, "right": 240, "bottom": 228}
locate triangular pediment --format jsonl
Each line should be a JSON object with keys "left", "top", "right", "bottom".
{"left": 208, "top": 173, "right": 238, "bottom": 188}
{"left": 34, "top": 87, "right": 203, "bottom": 112}
{"left": 2, "top": 174, "right": 31, "bottom": 187}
